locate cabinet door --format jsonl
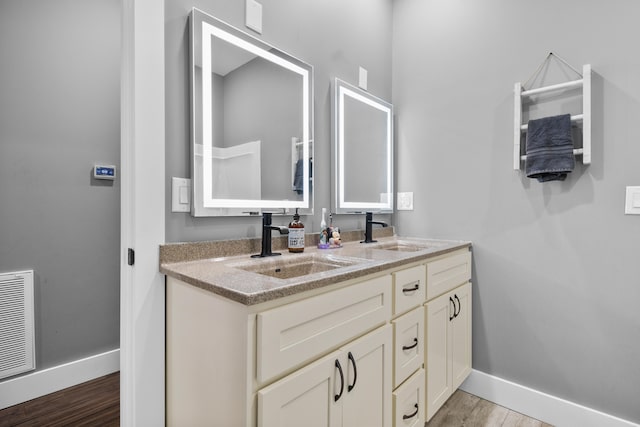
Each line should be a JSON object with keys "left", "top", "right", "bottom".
{"left": 451, "top": 282, "right": 472, "bottom": 390}
{"left": 342, "top": 325, "right": 392, "bottom": 427}
{"left": 258, "top": 350, "right": 343, "bottom": 427}
{"left": 425, "top": 291, "right": 452, "bottom": 421}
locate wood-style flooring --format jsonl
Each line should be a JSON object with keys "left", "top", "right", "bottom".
{"left": 0, "top": 372, "right": 549, "bottom": 427}
{"left": 0, "top": 372, "right": 119, "bottom": 427}
{"left": 426, "top": 389, "right": 554, "bottom": 427}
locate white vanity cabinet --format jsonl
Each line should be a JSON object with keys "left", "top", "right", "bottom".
{"left": 258, "top": 324, "right": 392, "bottom": 427}
{"left": 164, "top": 243, "right": 472, "bottom": 427}
{"left": 424, "top": 252, "right": 472, "bottom": 421}
{"left": 166, "top": 273, "right": 392, "bottom": 427}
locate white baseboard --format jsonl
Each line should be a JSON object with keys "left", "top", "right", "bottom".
{"left": 460, "top": 369, "right": 639, "bottom": 427}
{"left": 0, "top": 348, "right": 120, "bottom": 410}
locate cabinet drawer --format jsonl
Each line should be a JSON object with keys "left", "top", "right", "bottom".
{"left": 426, "top": 251, "right": 471, "bottom": 300}
{"left": 257, "top": 275, "right": 391, "bottom": 384}
{"left": 393, "top": 265, "right": 426, "bottom": 316}
{"left": 393, "top": 368, "right": 425, "bottom": 427}
{"left": 392, "top": 307, "right": 424, "bottom": 388}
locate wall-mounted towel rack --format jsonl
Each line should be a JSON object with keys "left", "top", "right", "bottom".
{"left": 513, "top": 60, "right": 591, "bottom": 170}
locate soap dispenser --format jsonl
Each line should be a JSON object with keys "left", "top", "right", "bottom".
{"left": 288, "top": 209, "right": 305, "bottom": 253}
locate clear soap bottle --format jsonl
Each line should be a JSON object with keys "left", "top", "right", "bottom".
{"left": 288, "top": 209, "right": 305, "bottom": 253}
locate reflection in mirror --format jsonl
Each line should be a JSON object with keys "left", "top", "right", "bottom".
{"left": 190, "top": 8, "right": 314, "bottom": 216}
{"left": 333, "top": 78, "right": 393, "bottom": 214}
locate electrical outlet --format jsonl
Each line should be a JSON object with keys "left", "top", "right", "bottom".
{"left": 397, "top": 192, "right": 414, "bottom": 211}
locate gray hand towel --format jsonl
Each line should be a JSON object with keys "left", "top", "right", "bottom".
{"left": 525, "top": 114, "right": 574, "bottom": 182}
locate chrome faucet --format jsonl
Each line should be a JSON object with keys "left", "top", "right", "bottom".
{"left": 361, "top": 211, "right": 388, "bottom": 243}
{"left": 252, "top": 212, "right": 289, "bottom": 258}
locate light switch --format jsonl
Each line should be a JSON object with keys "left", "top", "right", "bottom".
{"left": 179, "top": 185, "right": 189, "bottom": 204}
{"left": 625, "top": 186, "right": 640, "bottom": 215}
{"left": 172, "top": 177, "right": 191, "bottom": 213}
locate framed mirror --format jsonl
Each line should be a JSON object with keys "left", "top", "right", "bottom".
{"left": 332, "top": 78, "right": 393, "bottom": 214}
{"left": 190, "top": 8, "right": 314, "bottom": 216}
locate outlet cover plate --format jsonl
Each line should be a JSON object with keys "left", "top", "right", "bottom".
{"left": 397, "top": 192, "right": 414, "bottom": 211}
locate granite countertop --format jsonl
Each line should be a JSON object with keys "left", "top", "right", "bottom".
{"left": 160, "top": 230, "right": 471, "bottom": 306}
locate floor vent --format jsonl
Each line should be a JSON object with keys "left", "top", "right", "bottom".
{"left": 0, "top": 270, "right": 35, "bottom": 380}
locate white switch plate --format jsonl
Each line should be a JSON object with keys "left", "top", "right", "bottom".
{"left": 245, "top": 0, "right": 262, "bottom": 34}
{"left": 358, "top": 66, "right": 368, "bottom": 91}
{"left": 397, "top": 192, "right": 414, "bottom": 211}
{"left": 625, "top": 186, "right": 640, "bottom": 214}
{"left": 172, "top": 177, "right": 191, "bottom": 213}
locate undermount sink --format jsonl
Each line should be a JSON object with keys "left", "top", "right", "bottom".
{"left": 232, "top": 253, "right": 363, "bottom": 280}
{"left": 372, "top": 239, "right": 445, "bottom": 252}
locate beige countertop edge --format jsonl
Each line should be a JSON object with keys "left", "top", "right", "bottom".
{"left": 161, "top": 238, "right": 471, "bottom": 306}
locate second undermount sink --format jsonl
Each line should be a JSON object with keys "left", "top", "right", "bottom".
{"left": 372, "top": 239, "right": 445, "bottom": 253}
{"left": 232, "top": 253, "right": 363, "bottom": 280}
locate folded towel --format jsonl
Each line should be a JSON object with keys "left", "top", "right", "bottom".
{"left": 525, "top": 114, "right": 574, "bottom": 182}
{"left": 293, "top": 158, "right": 304, "bottom": 194}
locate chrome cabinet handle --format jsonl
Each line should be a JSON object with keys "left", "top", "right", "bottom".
{"left": 454, "top": 294, "right": 461, "bottom": 318}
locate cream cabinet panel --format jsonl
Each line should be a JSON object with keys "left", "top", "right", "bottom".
{"left": 341, "top": 325, "right": 392, "bottom": 427}
{"left": 425, "top": 290, "right": 451, "bottom": 419}
{"left": 451, "top": 282, "right": 472, "bottom": 390}
{"left": 392, "top": 369, "right": 425, "bottom": 427}
{"left": 258, "top": 325, "right": 392, "bottom": 427}
{"left": 392, "top": 306, "right": 424, "bottom": 388}
{"left": 425, "top": 282, "right": 472, "bottom": 421}
{"left": 257, "top": 275, "right": 391, "bottom": 384}
{"left": 393, "top": 265, "right": 426, "bottom": 316}
{"left": 426, "top": 251, "right": 471, "bottom": 300}
{"left": 258, "top": 349, "right": 342, "bottom": 427}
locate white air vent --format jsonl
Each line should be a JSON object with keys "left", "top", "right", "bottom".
{"left": 0, "top": 270, "right": 35, "bottom": 380}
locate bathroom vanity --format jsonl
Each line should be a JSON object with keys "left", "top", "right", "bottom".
{"left": 161, "top": 233, "right": 472, "bottom": 427}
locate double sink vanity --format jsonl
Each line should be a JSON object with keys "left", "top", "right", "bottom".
{"left": 161, "top": 230, "right": 472, "bottom": 427}
{"left": 167, "top": 8, "right": 473, "bottom": 426}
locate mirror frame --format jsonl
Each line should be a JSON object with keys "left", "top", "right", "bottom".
{"left": 190, "top": 8, "right": 314, "bottom": 216}
{"left": 332, "top": 78, "right": 394, "bottom": 214}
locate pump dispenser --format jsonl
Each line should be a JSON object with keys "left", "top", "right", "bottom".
{"left": 288, "top": 209, "right": 305, "bottom": 253}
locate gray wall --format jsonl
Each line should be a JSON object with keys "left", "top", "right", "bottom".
{"left": 165, "top": 0, "right": 393, "bottom": 242}
{"left": 393, "top": 0, "right": 640, "bottom": 422}
{"left": 0, "top": 0, "right": 121, "bottom": 374}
